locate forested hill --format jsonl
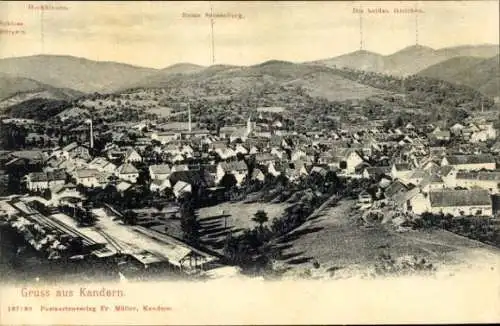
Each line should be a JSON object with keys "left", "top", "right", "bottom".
{"left": 332, "top": 67, "right": 494, "bottom": 110}
{"left": 418, "top": 55, "right": 500, "bottom": 98}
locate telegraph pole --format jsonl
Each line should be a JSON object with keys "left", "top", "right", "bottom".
{"left": 359, "top": 6, "right": 364, "bottom": 50}
{"left": 415, "top": 4, "right": 419, "bottom": 45}
{"left": 40, "top": 8, "right": 45, "bottom": 53}
{"left": 210, "top": 2, "right": 216, "bottom": 64}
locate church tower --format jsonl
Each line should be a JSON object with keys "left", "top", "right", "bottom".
{"left": 246, "top": 115, "right": 253, "bottom": 136}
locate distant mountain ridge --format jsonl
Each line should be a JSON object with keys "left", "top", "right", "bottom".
{"left": 0, "top": 54, "right": 158, "bottom": 93}
{"left": 312, "top": 44, "right": 499, "bottom": 77}
{"left": 0, "top": 43, "right": 497, "bottom": 114}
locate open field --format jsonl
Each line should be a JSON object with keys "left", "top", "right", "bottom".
{"left": 273, "top": 200, "right": 500, "bottom": 279}
{"left": 197, "top": 201, "right": 289, "bottom": 252}
{"left": 198, "top": 201, "right": 287, "bottom": 231}
{"left": 145, "top": 106, "right": 173, "bottom": 117}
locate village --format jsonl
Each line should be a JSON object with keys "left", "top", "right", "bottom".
{"left": 1, "top": 92, "right": 500, "bottom": 281}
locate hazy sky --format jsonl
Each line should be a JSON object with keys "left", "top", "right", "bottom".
{"left": 0, "top": 1, "right": 498, "bottom": 68}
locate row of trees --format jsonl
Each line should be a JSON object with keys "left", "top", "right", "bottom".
{"left": 408, "top": 212, "right": 500, "bottom": 247}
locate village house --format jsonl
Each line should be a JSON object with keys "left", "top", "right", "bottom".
{"left": 181, "top": 144, "right": 195, "bottom": 157}
{"left": 234, "top": 143, "right": 249, "bottom": 155}
{"left": 469, "top": 122, "right": 496, "bottom": 143}
{"left": 50, "top": 183, "right": 83, "bottom": 206}
{"left": 429, "top": 128, "right": 451, "bottom": 142}
{"left": 255, "top": 153, "right": 279, "bottom": 167}
{"left": 181, "top": 129, "right": 210, "bottom": 139}
{"left": 454, "top": 171, "right": 500, "bottom": 194}
{"left": 437, "top": 165, "right": 457, "bottom": 188}
{"left": 291, "top": 148, "right": 307, "bottom": 162}
{"left": 342, "top": 149, "right": 364, "bottom": 174}
{"left": 88, "top": 157, "right": 117, "bottom": 174}
{"left": 151, "top": 131, "right": 179, "bottom": 144}
{"left": 405, "top": 169, "right": 428, "bottom": 186}
{"left": 169, "top": 170, "right": 209, "bottom": 195}
{"left": 270, "top": 147, "right": 287, "bottom": 160}
{"left": 171, "top": 164, "right": 189, "bottom": 173}
{"left": 318, "top": 151, "right": 341, "bottom": 169}
{"left": 150, "top": 178, "right": 172, "bottom": 193}
{"left": 362, "top": 166, "right": 391, "bottom": 180}
{"left": 61, "top": 142, "right": 91, "bottom": 162}
{"left": 74, "top": 169, "right": 100, "bottom": 188}
{"left": 116, "top": 181, "right": 133, "bottom": 193}
{"left": 427, "top": 189, "right": 493, "bottom": 216}
{"left": 441, "top": 154, "right": 496, "bottom": 171}
{"left": 268, "top": 161, "right": 286, "bottom": 177}
{"left": 216, "top": 161, "right": 248, "bottom": 185}
{"left": 450, "top": 123, "right": 465, "bottom": 136}
{"left": 384, "top": 180, "right": 409, "bottom": 200}
{"left": 391, "top": 163, "right": 413, "bottom": 181}
{"left": 26, "top": 170, "right": 66, "bottom": 191}
{"left": 250, "top": 168, "right": 266, "bottom": 182}
{"left": 173, "top": 181, "right": 192, "bottom": 198}
{"left": 124, "top": 148, "right": 142, "bottom": 163}
{"left": 149, "top": 164, "right": 172, "bottom": 181}
{"left": 219, "top": 126, "right": 238, "bottom": 139}
{"left": 214, "top": 146, "right": 236, "bottom": 160}
{"left": 418, "top": 173, "right": 446, "bottom": 193}
{"left": 117, "top": 163, "right": 139, "bottom": 183}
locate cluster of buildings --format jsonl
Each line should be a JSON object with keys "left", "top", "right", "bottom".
{"left": 2, "top": 107, "right": 500, "bottom": 220}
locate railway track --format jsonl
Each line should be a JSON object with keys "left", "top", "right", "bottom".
{"left": 93, "top": 227, "right": 128, "bottom": 253}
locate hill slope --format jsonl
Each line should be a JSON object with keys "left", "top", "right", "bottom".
{"left": 0, "top": 73, "right": 83, "bottom": 114}
{"left": 0, "top": 73, "right": 81, "bottom": 101}
{"left": 0, "top": 55, "right": 157, "bottom": 93}
{"left": 418, "top": 55, "right": 500, "bottom": 97}
{"left": 313, "top": 50, "right": 386, "bottom": 72}
{"left": 383, "top": 45, "right": 447, "bottom": 76}
{"left": 436, "top": 44, "right": 500, "bottom": 58}
{"left": 127, "top": 60, "right": 386, "bottom": 101}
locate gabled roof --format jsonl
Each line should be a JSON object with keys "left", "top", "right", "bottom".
{"left": 393, "top": 163, "right": 411, "bottom": 171}
{"left": 384, "top": 180, "right": 408, "bottom": 198}
{"left": 419, "top": 174, "right": 444, "bottom": 188}
{"left": 438, "top": 165, "right": 455, "bottom": 177}
{"left": 125, "top": 148, "right": 141, "bottom": 158}
{"left": 10, "top": 150, "right": 46, "bottom": 161}
{"left": 149, "top": 164, "right": 171, "bottom": 175}
{"left": 429, "top": 189, "right": 491, "bottom": 207}
{"left": 408, "top": 169, "right": 428, "bottom": 179}
{"left": 118, "top": 163, "right": 139, "bottom": 174}
{"left": 392, "top": 187, "right": 420, "bottom": 206}
{"left": 255, "top": 153, "right": 278, "bottom": 163}
{"left": 456, "top": 171, "right": 500, "bottom": 181}
{"left": 444, "top": 154, "right": 496, "bottom": 165}
{"left": 219, "top": 161, "right": 247, "bottom": 172}
{"left": 76, "top": 169, "right": 99, "bottom": 179}
{"left": 169, "top": 170, "right": 206, "bottom": 187}
{"left": 116, "top": 181, "right": 133, "bottom": 192}
{"left": 365, "top": 166, "right": 391, "bottom": 177}
{"left": 62, "top": 142, "right": 79, "bottom": 152}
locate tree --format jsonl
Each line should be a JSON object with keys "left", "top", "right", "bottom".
{"left": 220, "top": 173, "right": 237, "bottom": 189}
{"left": 122, "top": 210, "right": 138, "bottom": 225}
{"left": 179, "top": 195, "right": 200, "bottom": 246}
{"left": 252, "top": 210, "right": 269, "bottom": 230}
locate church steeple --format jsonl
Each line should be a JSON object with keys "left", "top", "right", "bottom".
{"left": 246, "top": 114, "right": 253, "bottom": 136}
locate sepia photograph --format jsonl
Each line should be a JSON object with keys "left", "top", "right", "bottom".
{"left": 0, "top": 1, "right": 499, "bottom": 324}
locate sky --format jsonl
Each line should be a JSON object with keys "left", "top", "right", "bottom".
{"left": 0, "top": 1, "right": 498, "bottom": 68}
